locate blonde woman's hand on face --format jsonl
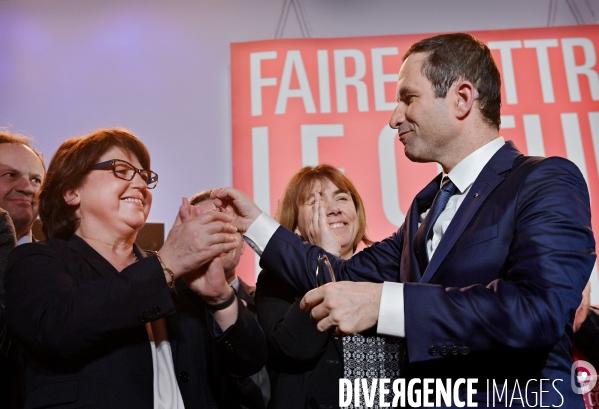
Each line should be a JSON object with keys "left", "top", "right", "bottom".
{"left": 157, "top": 200, "right": 239, "bottom": 280}
{"left": 305, "top": 192, "right": 341, "bottom": 256}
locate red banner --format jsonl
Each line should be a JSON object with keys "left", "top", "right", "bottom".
{"left": 231, "top": 25, "right": 599, "bottom": 282}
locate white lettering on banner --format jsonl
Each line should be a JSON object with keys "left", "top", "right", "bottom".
{"left": 275, "top": 50, "right": 316, "bottom": 115}
{"left": 562, "top": 38, "right": 599, "bottom": 102}
{"left": 371, "top": 47, "right": 399, "bottom": 111}
{"left": 317, "top": 50, "right": 332, "bottom": 113}
{"left": 250, "top": 51, "right": 277, "bottom": 116}
{"left": 523, "top": 39, "right": 559, "bottom": 103}
{"left": 562, "top": 113, "right": 590, "bottom": 187}
{"left": 589, "top": 112, "right": 599, "bottom": 180}
{"left": 502, "top": 113, "right": 546, "bottom": 157}
{"left": 334, "top": 49, "right": 369, "bottom": 113}
{"left": 300, "top": 124, "right": 344, "bottom": 167}
{"left": 523, "top": 114, "right": 546, "bottom": 156}
{"left": 500, "top": 115, "right": 515, "bottom": 130}
{"left": 378, "top": 125, "right": 406, "bottom": 227}
{"left": 488, "top": 40, "right": 522, "bottom": 104}
{"left": 252, "top": 126, "right": 270, "bottom": 277}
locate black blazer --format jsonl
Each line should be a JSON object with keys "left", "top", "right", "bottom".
{"left": 4, "top": 235, "right": 267, "bottom": 409}
{"left": 0, "top": 208, "right": 17, "bottom": 409}
{"left": 216, "top": 277, "right": 270, "bottom": 409}
{"left": 255, "top": 269, "right": 343, "bottom": 409}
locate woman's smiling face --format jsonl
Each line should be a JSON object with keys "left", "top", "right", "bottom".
{"left": 296, "top": 178, "right": 358, "bottom": 259}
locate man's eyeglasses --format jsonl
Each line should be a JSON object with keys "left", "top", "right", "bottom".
{"left": 90, "top": 159, "right": 158, "bottom": 189}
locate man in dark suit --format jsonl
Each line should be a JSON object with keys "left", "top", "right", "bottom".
{"left": 0, "top": 132, "right": 45, "bottom": 409}
{"left": 191, "top": 190, "right": 270, "bottom": 409}
{"left": 0, "top": 132, "right": 45, "bottom": 245}
{"left": 212, "top": 33, "right": 596, "bottom": 408}
{"left": 0, "top": 211, "right": 18, "bottom": 409}
{"left": 0, "top": 208, "right": 17, "bottom": 354}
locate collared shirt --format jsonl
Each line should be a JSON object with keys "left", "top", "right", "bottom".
{"left": 16, "top": 230, "right": 33, "bottom": 246}
{"left": 422, "top": 137, "right": 506, "bottom": 259}
{"left": 229, "top": 275, "right": 240, "bottom": 292}
{"left": 244, "top": 137, "right": 506, "bottom": 339}
{"left": 378, "top": 137, "right": 505, "bottom": 337}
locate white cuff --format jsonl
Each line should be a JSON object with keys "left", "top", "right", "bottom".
{"left": 243, "top": 212, "right": 280, "bottom": 256}
{"left": 376, "top": 282, "right": 405, "bottom": 338}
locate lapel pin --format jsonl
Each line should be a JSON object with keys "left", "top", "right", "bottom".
{"left": 473, "top": 193, "right": 479, "bottom": 198}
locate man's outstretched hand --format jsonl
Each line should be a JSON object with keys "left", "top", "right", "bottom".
{"left": 211, "top": 187, "right": 263, "bottom": 233}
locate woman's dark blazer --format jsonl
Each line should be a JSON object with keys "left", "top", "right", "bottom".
{"left": 255, "top": 269, "right": 342, "bottom": 409}
{"left": 4, "top": 235, "right": 267, "bottom": 409}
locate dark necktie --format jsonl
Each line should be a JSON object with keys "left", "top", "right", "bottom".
{"left": 414, "top": 177, "right": 458, "bottom": 274}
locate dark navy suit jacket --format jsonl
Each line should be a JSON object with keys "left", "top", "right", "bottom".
{"left": 258, "top": 142, "right": 596, "bottom": 408}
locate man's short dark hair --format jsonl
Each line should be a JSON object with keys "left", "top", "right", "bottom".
{"left": 404, "top": 33, "right": 502, "bottom": 130}
{"left": 0, "top": 131, "right": 45, "bottom": 169}
{"left": 190, "top": 189, "right": 213, "bottom": 206}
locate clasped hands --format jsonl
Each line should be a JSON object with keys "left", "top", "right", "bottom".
{"left": 156, "top": 197, "right": 238, "bottom": 305}
{"left": 210, "top": 187, "right": 384, "bottom": 337}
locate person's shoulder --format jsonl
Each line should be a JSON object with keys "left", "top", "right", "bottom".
{"left": 7, "top": 238, "right": 70, "bottom": 265}
{"left": 518, "top": 154, "right": 581, "bottom": 172}
{"left": 512, "top": 154, "right": 586, "bottom": 184}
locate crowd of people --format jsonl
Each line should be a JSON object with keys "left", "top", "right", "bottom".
{"left": 0, "top": 32, "right": 597, "bottom": 409}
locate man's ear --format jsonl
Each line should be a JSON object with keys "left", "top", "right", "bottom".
{"left": 453, "top": 80, "right": 475, "bottom": 120}
{"left": 63, "top": 188, "right": 81, "bottom": 206}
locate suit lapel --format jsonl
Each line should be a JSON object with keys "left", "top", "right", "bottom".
{"left": 404, "top": 176, "right": 442, "bottom": 283}
{"left": 67, "top": 235, "right": 117, "bottom": 278}
{"left": 419, "top": 141, "right": 522, "bottom": 284}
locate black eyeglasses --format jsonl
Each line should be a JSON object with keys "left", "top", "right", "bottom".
{"left": 90, "top": 159, "right": 158, "bottom": 189}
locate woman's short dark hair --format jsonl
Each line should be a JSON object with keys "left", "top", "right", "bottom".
{"left": 40, "top": 129, "right": 151, "bottom": 240}
{"left": 404, "top": 33, "right": 502, "bottom": 130}
{"left": 276, "top": 164, "right": 372, "bottom": 251}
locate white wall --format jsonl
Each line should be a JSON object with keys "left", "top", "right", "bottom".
{"left": 1, "top": 0, "right": 598, "bottom": 298}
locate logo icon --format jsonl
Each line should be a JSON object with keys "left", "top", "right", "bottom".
{"left": 572, "top": 360, "right": 598, "bottom": 394}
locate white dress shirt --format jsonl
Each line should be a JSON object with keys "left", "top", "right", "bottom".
{"left": 244, "top": 137, "right": 505, "bottom": 339}
{"left": 16, "top": 230, "right": 33, "bottom": 246}
{"left": 377, "top": 137, "right": 505, "bottom": 337}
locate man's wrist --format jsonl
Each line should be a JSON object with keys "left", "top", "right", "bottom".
{"left": 243, "top": 212, "right": 280, "bottom": 256}
{"left": 205, "top": 287, "right": 237, "bottom": 311}
{"left": 377, "top": 282, "right": 405, "bottom": 338}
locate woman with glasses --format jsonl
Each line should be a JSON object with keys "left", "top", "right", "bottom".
{"left": 4, "top": 128, "right": 266, "bottom": 409}
{"left": 255, "top": 164, "right": 406, "bottom": 409}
